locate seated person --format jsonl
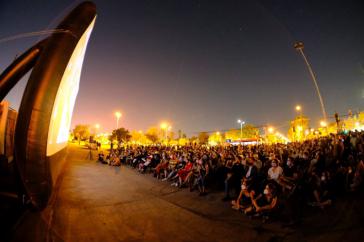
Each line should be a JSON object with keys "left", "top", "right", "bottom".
{"left": 176, "top": 159, "right": 194, "bottom": 187}
{"left": 244, "top": 157, "right": 258, "bottom": 188}
{"left": 98, "top": 151, "right": 107, "bottom": 164}
{"left": 278, "top": 157, "right": 297, "bottom": 192}
{"left": 244, "top": 183, "right": 278, "bottom": 220}
{"left": 187, "top": 160, "right": 200, "bottom": 191}
{"left": 163, "top": 157, "right": 181, "bottom": 181}
{"left": 231, "top": 178, "right": 255, "bottom": 210}
{"left": 308, "top": 170, "right": 332, "bottom": 209}
{"left": 138, "top": 155, "right": 152, "bottom": 172}
{"left": 222, "top": 156, "right": 244, "bottom": 201}
{"left": 155, "top": 158, "right": 169, "bottom": 179}
{"left": 267, "top": 159, "right": 283, "bottom": 182}
{"left": 350, "top": 155, "right": 364, "bottom": 191}
{"left": 105, "top": 154, "right": 111, "bottom": 165}
{"left": 110, "top": 156, "right": 121, "bottom": 166}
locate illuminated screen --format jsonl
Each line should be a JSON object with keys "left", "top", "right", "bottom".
{"left": 47, "top": 17, "right": 96, "bottom": 156}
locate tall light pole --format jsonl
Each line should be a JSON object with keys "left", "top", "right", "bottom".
{"left": 295, "top": 105, "right": 302, "bottom": 116}
{"left": 295, "top": 105, "right": 304, "bottom": 139}
{"left": 167, "top": 125, "right": 172, "bottom": 142}
{"left": 237, "top": 119, "right": 245, "bottom": 142}
{"left": 114, "top": 111, "right": 122, "bottom": 129}
{"left": 294, "top": 41, "right": 327, "bottom": 121}
{"left": 160, "top": 122, "right": 169, "bottom": 142}
{"left": 95, "top": 123, "right": 100, "bottom": 134}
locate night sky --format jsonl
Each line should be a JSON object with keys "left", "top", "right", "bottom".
{"left": 0, "top": 0, "right": 363, "bottom": 135}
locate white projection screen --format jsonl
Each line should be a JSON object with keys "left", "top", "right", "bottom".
{"left": 47, "top": 17, "right": 95, "bottom": 156}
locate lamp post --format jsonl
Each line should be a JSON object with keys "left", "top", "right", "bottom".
{"left": 167, "top": 125, "right": 172, "bottom": 142}
{"left": 237, "top": 119, "right": 245, "bottom": 142}
{"left": 160, "top": 122, "right": 169, "bottom": 142}
{"left": 320, "top": 120, "right": 327, "bottom": 136}
{"left": 216, "top": 131, "right": 221, "bottom": 144}
{"left": 94, "top": 123, "right": 100, "bottom": 135}
{"left": 295, "top": 105, "right": 304, "bottom": 140}
{"left": 294, "top": 41, "right": 327, "bottom": 121}
{"left": 114, "top": 111, "right": 122, "bottom": 129}
{"left": 267, "top": 126, "right": 274, "bottom": 144}
{"left": 295, "top": 105, "right": 302, "bottom": 116}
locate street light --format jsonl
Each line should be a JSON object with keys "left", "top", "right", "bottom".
{"left": 268, "top": 126, "right": 274, "bottom": 133}
{"left": 294, "top": 41, "right": 327, "bottom": 121}
{"left": 160, "top": 122, "right": 170, "bottom": 141}
{"left": 167, "top": 126, "right": 172, "bottom": 141}
{"left": 295, "top": 105, "right": 303, "bottom": 118}
{"left": 320, "top": 120, "right": 327, "bottom": 127}
{"left": 95, "top": 123, "right": 100, "bottom": 135}
{"left": 237, "top": 119, "right": 245, "bottom": 141}
{"left": 114, "top": 111, "right": 122, "bottom": 129}
{"left": 160, "top": 122, "right": 168, "bottom": 130}
{"left": 295, "top": 105, "right": 304, "bottom": 138}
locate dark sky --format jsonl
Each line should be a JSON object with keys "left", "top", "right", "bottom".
{"left": 0, "top": 0, "right": 363, "bottom": 135}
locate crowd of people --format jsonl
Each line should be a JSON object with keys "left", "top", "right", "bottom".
{"left": 97, "top": 131, "right": 364, "bottom": 223}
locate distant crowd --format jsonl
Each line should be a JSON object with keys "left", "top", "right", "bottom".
{"left": 97, "top": 130, "right": 364, "bottom": 223}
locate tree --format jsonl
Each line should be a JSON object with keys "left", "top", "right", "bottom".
{"left": 208, "top": 132, "right": 224, "bottom": 145}
{"left": 198, "top": 132, "right": 209, "bottom": 144}
{"left": 110, "top": 127, "right": 131, "bottom": 144}
{"left": 225, "top": 124, "right": 259, "bottom": 141}
{"left": 225, "top": 129, "right": 240, "bottom": 140}
{"left": 73, "top": 124, "right": 90, "bottom": 142}
{"left": 146, "top": 127, "right": 160, "bottom": 144}
{"left": 169, "top": 131, "right": 175, "bottom": 141}
{"left": 130, "top": 130, "right": 147, "bottom": 144}
{"left": 287, "top": 116, "right": 310, "bottom": 142}
{"left": 190, "top": 136, "right": 198, "bottom": 144}
{"left": 241, "top": 124, "right": 259, "bottom": 139}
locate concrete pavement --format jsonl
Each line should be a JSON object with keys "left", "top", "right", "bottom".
{"left": 10, "top": 144, "right": 363, "bottom": 242}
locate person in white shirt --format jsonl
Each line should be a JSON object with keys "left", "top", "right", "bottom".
{"left": 267, "top": 159, "right": 283, "bottom": 181}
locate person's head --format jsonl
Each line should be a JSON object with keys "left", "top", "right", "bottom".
{"left": 247, "top": 158, "right": 254, "bottom": 166}
{"left": 271, "top": 159, "right": 278, "bottom": 168}
{"left": 263, "top": 183, "right": 276, "bottom": 196}
{"left": 302, "top": 152, "right": 309, "bottom": 160}
{"left": 269, "top": 153, "right": 276, "bottom": 160}
{"left": 286, "top": 157, "right": 294, "bottom": 167}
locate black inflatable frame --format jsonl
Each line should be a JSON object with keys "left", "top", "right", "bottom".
{"left": 0, "top": 1, "right": 96, "bottom": 209}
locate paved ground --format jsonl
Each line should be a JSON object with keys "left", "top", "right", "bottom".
{"left": 9, "top": 144, "right": 364, "bottom": 242}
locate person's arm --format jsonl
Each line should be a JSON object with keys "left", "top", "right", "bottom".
{"left": 251, "top": 193, "right": 262, "bottom": 208}
{"left": 236, "top": 189, "right": 244, "bottom": 203}
{"left": 256, "top": 197, "right": 277, "bottom": 212}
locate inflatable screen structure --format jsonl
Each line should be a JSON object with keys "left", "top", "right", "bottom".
{"left": 0, "top": 1, "right": 96, "bottom": 209}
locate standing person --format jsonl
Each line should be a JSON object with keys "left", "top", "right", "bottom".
{"left": 197, "top": 159, "right": 208, "bottom": 196}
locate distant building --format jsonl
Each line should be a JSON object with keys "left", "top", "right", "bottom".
{"left": 0, "top": 101, "right": 17, "bottom": 162}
